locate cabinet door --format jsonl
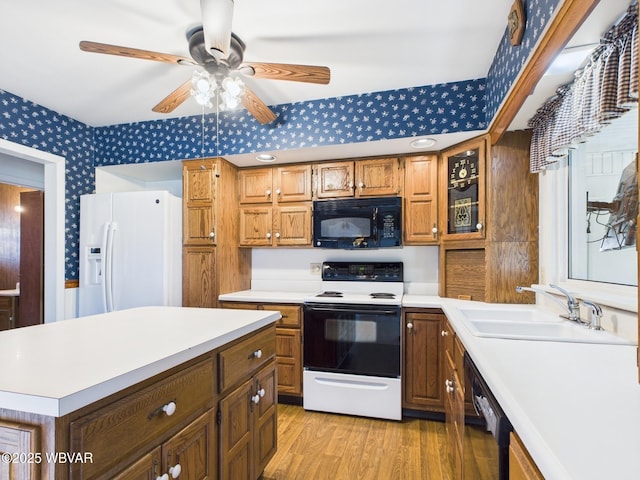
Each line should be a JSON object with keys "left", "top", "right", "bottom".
{"left": 112, "top": 447, "right": 162, "bottom": 480}
{"left": 440, "top": 137, "right": 486, "bottom": 240}
{"left": 276, "top": 165, "right": 312, "bottom": 202}
{"left": 315, "top": 161, "right": 355, "bottom": 198}
{"left": 239, "top": 207, "right": 274, "bottom": 246}
{"left": 239, "top": 168, "right": 273, "bottom": 204}
{"left": 275, "top": 327, "right": 302, "bottom": 395}
{"left": 163, "top": 411, "right": 216, "bottom": 480}
{"left": 253, "top": 360, "right": 278, "bottom": 476}
{"left": 183, "top": 160, "right": 217, "bottom": 245}
{"left": 219, "top": 378, "right": 252, "bottom": 480}
{"left": 509, "top": 432, "right": 545, "bottom": 480}
{"left": 0, "top": 297, "right": 14, "bottom": 331}
{"left": 355, "top": 157, "right": 401, "bottom": 196}
{"left": 404, "top": 155, "right": 439, "bottom": 244}
{"left": 403, "top": 312, "right": 445, "bottom": 411}
{"left": 0, "top": 421, "right": 39, "bottom": 480}
{"left": 273, "top": 205, "right": 312, "bottom": 246}
{"left": 183, "top": 247, "right": 217, "bottom": 307}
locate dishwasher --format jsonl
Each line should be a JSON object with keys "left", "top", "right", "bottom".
{"left": 463, "top": 352, "right": 512, "bottom": 480}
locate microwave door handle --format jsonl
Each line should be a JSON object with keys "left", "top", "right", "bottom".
{"left": 373, "top": 207, "right": 379, "bottom": 242}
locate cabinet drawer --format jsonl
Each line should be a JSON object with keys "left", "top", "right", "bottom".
{"left": 262, "top": 304, "right": 301, "bottom": 327}
{"left": 219, "top": 326, "right": 276, "bottom": 393}
{"left": 70, "top": 359, "right": 214, "bottom": 479}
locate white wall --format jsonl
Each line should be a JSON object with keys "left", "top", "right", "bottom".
{"left": 250, "top": 245, "right": 439, "bottom": 294}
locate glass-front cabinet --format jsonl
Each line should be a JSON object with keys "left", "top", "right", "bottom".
{"left": 439, "top": 138, "right": 486, "bottom": 241}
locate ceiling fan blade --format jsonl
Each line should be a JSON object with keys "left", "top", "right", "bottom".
{"left": 200, "top": 0, "right": 234, "bottom": 60}
{"left": 240, "top": 62, "right": 330, "bottom": 85}
{"left": 242, "top": 87, "right": 277, "bottom": 124}
{"left": 152, "top": 79, "right": 193, "bottom": 114}
{"left": 79, "top": 41, "right": 196, "bottom": 65}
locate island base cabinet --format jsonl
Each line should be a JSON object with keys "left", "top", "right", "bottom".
{"left": 0, "top": 421, "right": 39, "bottom": 480}
{"left": 509, "top": 432, "right": 544, "bottom": 480}
{"left": 219, "top": 360, "right": 277, "bottom": 480}
{"left": 112, "top": 411, "right": 215, "bottom": 480}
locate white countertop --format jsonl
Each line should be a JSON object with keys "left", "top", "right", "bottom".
{"left": 0, "top": 306, "right": 280, "bottom": 417}
{"left": 220, "top": 289, "right": 640, "bottom": 479}
{"left": 219, "top": 289, "right": 312, "bottom": 304}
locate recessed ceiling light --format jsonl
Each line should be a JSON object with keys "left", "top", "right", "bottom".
{"left": 410, "top": 138, "right": 437, "bottom": 149}
{"left": 256, "top": 153, "right": 276, "bottom": 163}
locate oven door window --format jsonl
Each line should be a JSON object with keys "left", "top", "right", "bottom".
{"left": 304, "top": 305, "right": 400, "bottom": 378}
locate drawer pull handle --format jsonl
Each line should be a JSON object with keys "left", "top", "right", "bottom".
{"left": 258, "top": 387, "right": 266, "bottom": 398}
{"left": 148, "top": 399, "right": 177, "bottom": 419}
{"left": 441, "top": 330, "right": 449, "bottom": 337}
{"left": 248, "top": 349, "right": 263, "bottom": 359}
{"left": 251, "top": 394, "right": 261, "bottom": 404}
{"left": 169, "top": 463, "right": 182, "bottom": 478}
{"left": 163, "top": 401, "right": 177, "bottom": 416}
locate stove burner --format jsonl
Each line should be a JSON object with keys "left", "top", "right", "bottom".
{"left": 316, "top": 291, "right": 344, "bottom": 298}
{"left": 370, "top": 292, "right": 396, "bottom": 299}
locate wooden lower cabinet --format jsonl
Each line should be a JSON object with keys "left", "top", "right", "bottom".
{"left": 219, "top": 339, "right": 277, "bottom": 480}
{"left": 443, "top": 320, "right": 466, "bottom": 480}
{"left": 220, "top": 302, "right": 303, "bottom": 398}
{"left": 509, "top": 432, "right": 544, "bottom": 480}
{"left": 403, "top": 309, "right": 445, "bottom": 412}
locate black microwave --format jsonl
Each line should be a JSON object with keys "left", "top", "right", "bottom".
{"left": 313, "top": 196, "right": 402, "bottom": 249}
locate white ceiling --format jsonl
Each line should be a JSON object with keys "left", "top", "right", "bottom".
{"left": 0, "top": 0, "right": 631, "bottom": 170}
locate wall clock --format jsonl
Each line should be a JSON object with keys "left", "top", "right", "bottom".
{"left": 508, "top": 0, "right": 526, "bottom": 46}
{"left": 446, "top": 148, "right": 481, "bottom": 234}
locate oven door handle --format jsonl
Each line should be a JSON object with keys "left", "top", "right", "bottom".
{"left": 305, "top": 306, "right": 399, "bottom": 315}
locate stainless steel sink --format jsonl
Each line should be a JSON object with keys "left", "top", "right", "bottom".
{"left": 458, "top": 307, "right": 635, "bottom": 345}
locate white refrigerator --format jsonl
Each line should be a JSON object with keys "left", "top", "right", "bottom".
{"left": 78, "top": 190, "right": 182, "bottom": 316}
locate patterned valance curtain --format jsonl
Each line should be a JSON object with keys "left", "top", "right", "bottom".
{"left": 528, "top": 1, "right": 638, "bottom": 173}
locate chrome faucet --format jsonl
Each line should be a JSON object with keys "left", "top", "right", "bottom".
{"left": 582, "top": 300, "right": 604, "bottom": 330}
{"left": 515, "top": 284, "right": 585, "bottom": 324}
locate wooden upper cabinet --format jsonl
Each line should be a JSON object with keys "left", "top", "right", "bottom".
{"left": 239, "top": 164, "right": 313, "bottom": 247}
{"left": 275, "top": 164, "right": 313, "bottom": 202}
{"left": 239, "top": 168, "right": 273, "bottom": 204}
{"left": 183, "top": 159, "right": 217, "bottom": 245}
{"left": 314, "top": 157, "right": 402, "bottom": 198}
{"left": 403, "top": 155, "right": 439, "bottom": 244}
{"left": 439, "top": 137, "right": 487, "bottom": 241}
{"left": 356, "top": 157, "right": 401, "bottom": 196}
{"left": 314, "top": 161, "right": 355, "bottom": 198}
{"left": 240, "top": 165, "right": 313, "bottom": 204}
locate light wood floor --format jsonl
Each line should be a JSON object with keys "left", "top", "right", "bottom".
{"left": 262, "top": 404, "right": 498, "bottom": 480}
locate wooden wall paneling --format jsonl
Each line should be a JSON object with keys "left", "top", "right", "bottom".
{"left": 485, "top": 241, "right": 539, "bottom": 303}
{"left": 0, "top": 184, "right": 33, "bottom": 290}
{"left": 18, "top": 190, "right": 44, "bottom": 327}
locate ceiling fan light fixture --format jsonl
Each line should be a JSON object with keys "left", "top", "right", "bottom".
{"left": 200, "top": 0, "right": 234, "bottom": 59}
{"left": 410, "top": 137, "right": 437, "bottom": 149}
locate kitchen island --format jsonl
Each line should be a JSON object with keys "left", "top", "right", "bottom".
{"left": 0, "top": 306, "right": 280, "bottom": 480}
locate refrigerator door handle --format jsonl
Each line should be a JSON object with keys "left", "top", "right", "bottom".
{"left": 100, "top": 222, "right": 110, "bottom": 313}
{"left": 104, "top": 222, "right": 117, "bottom": 312}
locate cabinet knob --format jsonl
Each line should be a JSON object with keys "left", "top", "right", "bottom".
{"left": 169, "top": 463, "right": 181, "bottom": 479}
{"left": 276, "top": 188, "right": 281, "bottom": 195}
{"left": 358, "top": 182, "right": 364, "bottom": 189}
{"left": 275, "top": 232, "right": 281, "bottom": 239}
{"left": 266, "top": 232, "right": 272, "bottom": 239}
{"left": 258, "top": 387, "right": 266, "bottom": 398}
{"left": 445, "top": 379, "right": 454, "bottom": 393}
{"left": 432, "top": 224, "right": 438, "bottom": 239}
{"left": 441, "top": 330, "right": 449, "bottom": 337}
{"left": 406, "top": 322, "right": 413, "bottom": 330}
{"left": 209, "top": 231, "right": 215, "bottom": 241}
{"left": 162, "top": 401, "right": 177, "bottom": 416}
{"left": 476, "top": 222, "right": 484, "bottom": 231}
{"left": 266, "top": 189, "right": 272, "bottom": 197}
{"left": 251, "top": 349, "right": 263, "bottom": 359}
{"left": 158, "top": 474, "right": 169, "bottom": 480}
{"left": 251, "top": 394, "right": 261, "bottom": 404}
{"left": 348, "top": 181, "right": 354, "bottom": 189}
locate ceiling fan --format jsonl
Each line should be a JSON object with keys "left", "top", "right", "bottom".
{"left": 79, "top": 0, "right": 331, "bottom": 124}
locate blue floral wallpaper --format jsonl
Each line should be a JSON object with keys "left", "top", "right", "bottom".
{"left": 0, "top": 0, "right": 560, "bottom": 281}
{"left": 95, "top": 79, "right": 487, "bottom": 166}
